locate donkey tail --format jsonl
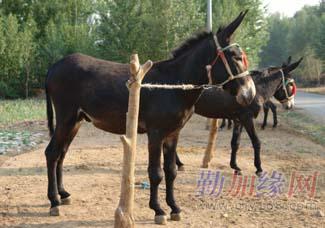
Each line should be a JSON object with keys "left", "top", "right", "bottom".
{"left": 45, "top": 72, "right": 54, "bottom": 137}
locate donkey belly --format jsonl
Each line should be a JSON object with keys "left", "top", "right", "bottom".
{"left": 78, "top": 108, "right": 147, "bottom": 135}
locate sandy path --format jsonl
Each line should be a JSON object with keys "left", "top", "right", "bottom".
{"left": 0, "top": 114, "right": 324, "bottom": 227}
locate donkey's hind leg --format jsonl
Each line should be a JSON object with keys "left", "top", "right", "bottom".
{"left": 261, "top": 104, "right": 269, "bottom": 130}
{"left": 45, "top": 111, "right": 80, "bottom": 216}
{"left": 57, "top": 121, "right": 81, "bottom": 205}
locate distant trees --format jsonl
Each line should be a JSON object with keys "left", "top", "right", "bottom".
{"left": 0, "top": 14, "right": 36, "bottom": 98}
{"left": 259, "top": 1, "right": 324, "bottom": 86}
{"left": 0, "top": 0, "right": 269, "bottom": 98}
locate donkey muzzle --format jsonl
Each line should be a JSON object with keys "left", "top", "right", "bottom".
{"left": 236, "top": 77, "right": 256, "bottom": 106}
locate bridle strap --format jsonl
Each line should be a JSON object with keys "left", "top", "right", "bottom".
{"left": 278, "top": 69, "right": 295, "bottom": 103}
{"left": 207, "top": 35, "right": 249, "bottom": 86}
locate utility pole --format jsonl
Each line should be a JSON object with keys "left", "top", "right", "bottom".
{"left": 207, "top": 0, "right": 212, "bottom": 32}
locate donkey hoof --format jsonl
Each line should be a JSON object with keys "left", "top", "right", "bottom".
{"left": 154, "top": 215, "right": 167, "bottom": 225}
{"left": 61, "top": 196, "right": 71, "bottom": 205}
{"left": 170, "top": 213, "right": 181, "bottom": 221}
{"left": 256, "top": 171, "right": 263, "bottom": 177}
{"left": 178, "top": 166, "right": 185, "bottom": 171}
{"left": 234, "top": 170, "right": 242, "bottom": 175}
{"left": 49, "top": 206, "right": 60, "bottom": 216}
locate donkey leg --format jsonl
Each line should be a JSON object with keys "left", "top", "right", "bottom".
{"left": 46, "top": 111, "right": 79, "bottom": 215}
{"left": 45, "top": 138, "right": 61, "bottom": 216}
{"left": 270, "top": 102, "right": 278, "bottom": 128}
{"left": 147, "top": 131, "right": 166, "bottom": 224}
{"left": 176, "top": 152, "right": 185, "bottom": 171}
{"left": 57, "top": 121, "right": 81, "bottom": 205}
{"left": 163, "top": 134, "right": 181, "bottom": 221}
{"left": 261, "top": 104, "right": 269, "bottom": 130}
{"left": 243, "top": 118, "right": 263, "bottom": 176}
{"left": 227, "top": 119, "right": 232, "bottom": 129}
{"left": 230, "top": 121, "right": 243, "bottom": 175}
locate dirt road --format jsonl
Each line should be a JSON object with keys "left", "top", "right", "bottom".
{"left": 0, "top": 114, "right": 324, "bottom": 227}
{"left": 295, "top": 91, "right": 325, "bottom": 123}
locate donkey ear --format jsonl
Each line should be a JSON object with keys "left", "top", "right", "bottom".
{"left": 282, "top": 56, "right": 291, "bottom": 67}
{"left": 220, "top": 10, "right": 248, "bottom": 43}
{"left": 287, "top": 56, "right": 292, "bottom": 65}
{"left": 283, "top": 57, "right": 303, "bottom": 74}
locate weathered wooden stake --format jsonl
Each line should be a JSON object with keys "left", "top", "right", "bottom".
{"left": 114, "top": 54, "right": 153, "bottom": 228}
{"left": 202, "top": 119, "right": 218, "bottom": 168}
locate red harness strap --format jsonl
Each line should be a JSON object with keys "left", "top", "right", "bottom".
{"left": 210, "top": 49, "right": 249, "bottom": 70}
{"left": 292, "top": 83, "right": 297, "bottom": 95}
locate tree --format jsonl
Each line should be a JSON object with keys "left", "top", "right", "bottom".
{"left": 259, "top": 13, "right": 290, "bottom": 67}
{"left": 0, "top": 14, "right": 37, "bottom": 98}
{"left": 199, "top": 0, "right": 269, "bottom": 68}
{"left": 260, "top": 2, "right": 324, "bottom": 85}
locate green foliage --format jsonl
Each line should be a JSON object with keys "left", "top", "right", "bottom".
{"left": 0, "top": 99, "right": 45, "bottom": 127}
{"left": 199, "top": 0, "right": 268, "bottom": 68}
{"left": 0, "top": 0, "right": 279, "bottom": 97}
{"left": 97, "top": 0, "right": 204, "bottom": 62}
{"left": 258, "top": 14, "right": 290, "bottom": 67}
{"left": 259, "top": 2, "right": 324, "bottom": 86}
{"left": 0, "top": 13, "right": 37, "bottom": 98}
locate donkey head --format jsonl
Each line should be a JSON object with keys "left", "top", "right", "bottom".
{"left": 274, "top": 57, "right": 303, "bottom": 109}
{"left": 209, "top": 10, "right": 256, "bottom": 106}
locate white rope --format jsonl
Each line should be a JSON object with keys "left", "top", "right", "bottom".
{"left": 126, "top": 37, "right": 250, "bottom": 91}
{"left": 140, "top": 83, "right": 214, "bottom": 90}
{"left": 278, "top": 69, "right": 294, "bottom": 103}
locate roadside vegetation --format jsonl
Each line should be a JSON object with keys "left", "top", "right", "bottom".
{"left": 0, "top": 99, "right": 46, "bottom": 155}
{"left": 279, "top": 109, "right": 325, "bottom": 146}
{"left": 299, "top": 86, "right": 325, "bottom": 95}
{"left": 0, "top": 99, "right": 45, "bottom": 128}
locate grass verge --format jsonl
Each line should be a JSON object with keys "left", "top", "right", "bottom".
{"left": 299, "top": 87, "right": 325, "bottom": 95}
{"left": 0, "top": 99, "right": 46, "bottom": 129}
{"left": 279, "top": 109, "right": 325, "bottom": 146}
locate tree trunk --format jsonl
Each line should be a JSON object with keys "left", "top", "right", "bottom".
{"left": 25, "top": 64, "right": 30, "bottom": 99}
{"left": 114, "top": 54, "right": 153, "bottom": 228}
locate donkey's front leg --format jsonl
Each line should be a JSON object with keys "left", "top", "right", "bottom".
{"left": 243, "top": 118, "right": 263, "bottom": 176}
{"left": 147, "top": 131, "right": 167, "bottom": 225}
{"left": 163, "top": 134, "right": 181, "bottom": 221}
{"left": 230, "top": 122, "right": 244, "bottom": 175}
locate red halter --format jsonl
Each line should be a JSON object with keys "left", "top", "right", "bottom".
{"left": 206, "top": 35, "right": 250, "bottom": 86}
{"left": 292, "top": 83, "right": 297, "bottom": 95}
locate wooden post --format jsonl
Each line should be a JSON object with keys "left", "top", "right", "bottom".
{"left": 202, "top": 119, "right": 218, "bottom": 168}
{"left": 114, "top": 54, "right": 153, "bottom": 228}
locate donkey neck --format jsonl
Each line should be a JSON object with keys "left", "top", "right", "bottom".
{"left": 256, "top": 71, "right": 283, "bottom": 102}
{"left": 146, "top": 35, "right": 215, "bottom": 86}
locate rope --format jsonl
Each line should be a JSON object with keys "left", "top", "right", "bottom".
{"left": 140, "top": 83, "right": 218, "bottom": 90}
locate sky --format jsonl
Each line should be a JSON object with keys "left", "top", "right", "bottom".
{"left": 262, "top": 0, "right": 321, "bottom": 17}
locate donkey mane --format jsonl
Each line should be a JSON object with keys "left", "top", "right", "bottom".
{"left": 171, "top": 31, "right": 212, "bottom": 58}
{"left": 255, "top": 70, "right": 282, "bottom": 85}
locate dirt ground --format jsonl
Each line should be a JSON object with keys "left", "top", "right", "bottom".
{"left": 0, "top": 114, "right": 324, "bottom": 228}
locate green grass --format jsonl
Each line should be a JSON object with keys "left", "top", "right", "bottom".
{"left": 280, "top": 110, "right": 325, "bottom": 146}
{"left": 0, "top": 99, "right": 46, "bottom": 128}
